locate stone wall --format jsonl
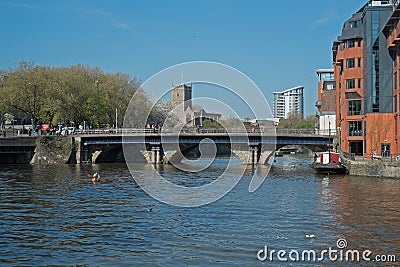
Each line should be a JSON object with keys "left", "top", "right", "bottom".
{"left": 31, "top": 136, "right": 75, "bottom": 164}
{"left": 342, "top": 157, "right": 400, "bottom": 178}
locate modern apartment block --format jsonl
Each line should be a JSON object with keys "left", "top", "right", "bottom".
{"left": 315, "top": 69, "right": 336, "bottom": 135}
{"left": 384, "top": 1, "right": 400, "bottom": 157}
{"left": 273, "top": 86, "right": 304, "bottom": 119}
{"left": 333, "top": 0, "right": 395, "bottom": 157}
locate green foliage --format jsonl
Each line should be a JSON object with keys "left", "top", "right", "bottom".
{"left": 201, "top": 119, "right": 223, "bottom": 128}
{"left": 0, "top": 61, "right": 143, "bottom": 128}
{"left": 278, "top": 113, "right": 316, "bottom": 129}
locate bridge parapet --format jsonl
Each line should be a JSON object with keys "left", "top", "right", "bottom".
{"left": 78, "top": 128, "right": 332, "bottom": 137}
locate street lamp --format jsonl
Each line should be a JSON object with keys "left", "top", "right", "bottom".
{"left": 69, "top": 93, "right": 73, "bottom": 127}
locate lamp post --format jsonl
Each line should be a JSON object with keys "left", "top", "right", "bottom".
{"left": 115, "top": 107, "right": 118, "bottom": 133}
{"left": 69, "top": 93, "right": 73, "bottom": 127}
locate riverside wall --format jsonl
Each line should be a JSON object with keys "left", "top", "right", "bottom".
{"left": 342, "top": 157, "right": 400, "bottom": 178}
{"left": 31, "top": 136, "right": 76, "bottom": 164}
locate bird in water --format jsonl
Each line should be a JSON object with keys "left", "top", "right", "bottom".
{"left": 305, "top": 233, "right": 316, "bottom": 238}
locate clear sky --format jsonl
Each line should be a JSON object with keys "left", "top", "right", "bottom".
{"left": 0, "top": 0, "right": 368, "bottom": 118}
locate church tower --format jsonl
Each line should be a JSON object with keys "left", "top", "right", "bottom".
{"left": 171, "top": 83, "right": 193, "bottom": 124}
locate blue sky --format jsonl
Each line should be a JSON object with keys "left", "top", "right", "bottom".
{"left": 0, "top": 0, "right": 367, "bottom": 117}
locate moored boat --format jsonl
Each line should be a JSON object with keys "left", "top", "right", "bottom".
{"left": 312, "top": 151, "right": 346, "bottom": 174}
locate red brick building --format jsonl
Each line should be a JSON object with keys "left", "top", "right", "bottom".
{"left": 333, "top": 1, "right": 395, "bottom": 157}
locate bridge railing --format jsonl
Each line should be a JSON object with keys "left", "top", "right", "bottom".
{"left": 78, "top": 128, "right": 334, "bottom": 136}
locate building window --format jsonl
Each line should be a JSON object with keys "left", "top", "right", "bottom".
{"left": 395, "top": 72, "right": 398, "bottom": 90}
{"left": 321, "top": 72, "right": 334, "bottom": 81}
{"left": 346, "top": 58, "right": 355, "bottom": 68}
{"left": 346, "top": 79, "right": 355, "bottom": 89}
{"left": 358, "top": 78, "right": 361, "bottom": 89}
{"left": 347, "top": 100, "right": 362, "bottom": 115}
{"left": 339, "top": 43, "right": 343, "bottom": 51}
{"left": 372, "top": 50, "right": 380, "bottom": 112}
{"left": 350, "top": 21, "right": 358, "bottom": 28}
{"left": 381, "top": 143, "right": 390, "bottom": 158}
{"left": 358, "top": 58, "right": 361, "bottom": 68}
{"left": 346, "top": 40, "right": 355, "bottom": 48}
{"left": 358, "top": 40, "right": 362, "bottom": 47}
{"left": 395, "top": 95, "right": 398, "bottom": 112}
{"left": 348, "top": 121, "right": 363, "bottom": 136}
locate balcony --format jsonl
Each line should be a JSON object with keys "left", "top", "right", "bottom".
{"left": 387, "top": 17, "right": 400, "bottom": 48}
{"left": 348, "top": 130, "right": 363, "bottom": 136}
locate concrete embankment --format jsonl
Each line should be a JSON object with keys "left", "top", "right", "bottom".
{"left": 342, "top": 157, "right": 400, "bottom": 178}
{"left": 0, "top": 136, "right": 36, "bottom": 164}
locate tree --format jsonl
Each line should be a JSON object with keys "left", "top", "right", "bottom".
{"left": 277, "top": 112, "right": 316, "bottom": 129}
{"left": 0, "top": 61, "right": 145, "bottom": 129}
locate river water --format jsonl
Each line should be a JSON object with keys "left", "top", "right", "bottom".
{"left": 1, "top": 155, "right": 399, "bottom": 266}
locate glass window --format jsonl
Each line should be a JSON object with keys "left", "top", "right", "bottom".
{"left": 358, "top": 40, "right": 362, "bottom": 47}
{"left": 347, "top": 100, "right": 362, "bottom": 115}
{"left": 358, "top": 58, "right": 361, "bottom": 68}
{"left": 395, "top": 72, "right": 398, "bottom": 90}
{"left": 395, "top": 95, "right": 398, "bottom": 112}
{"left": 346, "top": 79, "right": 355, "bottom": 89}
{"left": 358, "top": 78, "right": 361, "bottom": 89}
{"left": 339, "top": 43, "right": 343, "bottom": 51}
{"left": 321, "top": 73, "right": 334, "bottom": 81}
{"left": 346, "top": 40, "right": 355, "bottom": 48}
{"left": 372, "top": 50, "right": 380, "bottom": 112}
{"left": 348, "top": 121, "right": 363, "bottom": 136}
{"left": 346, "top": 58, "right": 355, "bottom": 68}
{"left": 350, "top": 21, "right": 358, "bottom": 28}
{"left": 372, "top": 11, "right": 379, "bottom": 44}
{"left": 381, "top": 143, "right": 390, "bottom": 158}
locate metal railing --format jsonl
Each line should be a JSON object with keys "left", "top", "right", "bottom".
{"left": 76, "top": 128, "right": 333, "bottom": 136}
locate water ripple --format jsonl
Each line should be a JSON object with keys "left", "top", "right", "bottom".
{"left": 1, "top": 157, "right": 399, "bottom": 266}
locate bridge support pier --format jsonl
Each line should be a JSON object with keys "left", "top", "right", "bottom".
{"left": 141, "top": 143, "right": 163, "bottom": 164}
{"left": 92, "top": 150, "right": 102, "bottom": 164}
{"left": 151, "top": 146, "right": 162, "bottom": 164}
{"left": 163, "top": 150, "right": 181, "bottom": 164}
{"left": 259, "top": 150, "right": 274, "bottom": 165}
{"left": 232, "top": 144, "right": 260, "bottom": 165}
{"left": 74, "top": 137, "right": 81, "bottom": 164}
{"left": 232, "top": 144, "right": 274, "bottom": 165}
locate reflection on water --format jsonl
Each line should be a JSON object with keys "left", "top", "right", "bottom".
{"left": 0, "top": 155, "right": 399, "bottom": 266}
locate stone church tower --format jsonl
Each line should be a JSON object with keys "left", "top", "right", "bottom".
{"left": 171, "top": 83, "right": 193, "bottom": 124}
